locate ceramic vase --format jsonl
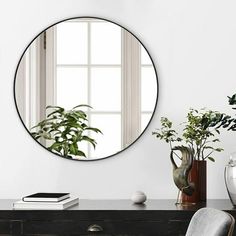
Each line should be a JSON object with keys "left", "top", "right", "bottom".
{"left": 182, "top": 160, "right": 207, "bottom": 204}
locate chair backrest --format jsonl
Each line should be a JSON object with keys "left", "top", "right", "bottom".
{"left": 185, "top": 207, "right": 235, "bottom": 236}
{"left": 227, "top": 213, "right": 235, "bottom": 236}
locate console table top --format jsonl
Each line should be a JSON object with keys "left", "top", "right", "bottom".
{"left": 0, "top": 199, "right": 235, "bottom": 211}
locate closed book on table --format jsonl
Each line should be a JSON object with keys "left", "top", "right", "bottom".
{"left": 13, "top": 197, "right": 79, "bottom": 210}
{"left": 22, "top": 193, "right": 70, "bottom": 202}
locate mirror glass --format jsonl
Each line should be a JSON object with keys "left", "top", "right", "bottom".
{"left": 14, "top": 17, "right": 158, "bottom": 161}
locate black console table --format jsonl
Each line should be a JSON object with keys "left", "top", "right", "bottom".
{"left": 0, "top": 199, "right": 235, "bottom": 236}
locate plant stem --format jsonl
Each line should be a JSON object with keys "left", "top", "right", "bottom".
{"left": 203, "top": 151, "right": 214, "bottom": 160}
{"left": 198, "top": 137, "right": 207, "bottom": 161}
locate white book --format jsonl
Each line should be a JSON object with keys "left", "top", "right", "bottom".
{"left": 13, "top": 197, "right": 79, "bottom": 210}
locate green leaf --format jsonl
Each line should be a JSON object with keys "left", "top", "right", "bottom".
{"left": 204, "top": 146, "right": 214, "bottom": 150}
{"left": 73, "top": 104, "right": 93, "bottom": 109}
{"left": 48, "top": 142, "right": 62, "bottom": 151}
{"left": 215, "top": 148, "right": 224, "bottom": 152}
{"left": 228, "top": 93, "right": 236, "bottom": 105}
{"left": 84, "top": 127, "right": 103, "bottom": 134}
{"left": 46, "top": 105, "right": 64, "bottom": 110}
{"left": 47, "top": 110, "right": 63, "bottom": 118}
{"left": 68, "top": 123, "right": 83, "bottom": 129}
{"left": 69, "top": 144, "right": 77, "bottom": 155}
{"left": 208, "top": 157, "right": 215, "bottom": 162}
{"left": 212, "top": 139, "right": 220, "bottom": 142}
{"left": 76, "top": 150, "right": 86, "bottom": 157}
{"left": 81, "top": 136, "right": 96, "bottom": 149}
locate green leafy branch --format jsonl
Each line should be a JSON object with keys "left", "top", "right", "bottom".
{"left": 212, "top": 93, "right": 236, "bottom": 131}
{"left": 31, "top": 105, "right": 102, "bottom": 158}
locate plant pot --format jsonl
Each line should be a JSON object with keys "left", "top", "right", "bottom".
{"left": 182, "top": 160, "right": 207, "bottom": 204}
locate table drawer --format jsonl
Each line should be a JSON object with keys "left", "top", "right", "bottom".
{"left": 22, "top": 220, "right": 171, "bottom": 236}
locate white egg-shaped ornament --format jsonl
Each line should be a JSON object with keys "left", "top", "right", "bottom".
{"left": 131, "top": 191, "right": 147, "bottom": 204}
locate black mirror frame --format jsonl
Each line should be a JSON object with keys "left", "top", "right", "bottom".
{"left": 13, "top": 16, "right": 159, "bottom": 162}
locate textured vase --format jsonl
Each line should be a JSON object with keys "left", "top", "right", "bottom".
{"left": 225, "top": 152, "right": 236, "bottom": 206}
{"left": 170, "top": 146, "right": 194, "bottom": 197}
{"left": 182, "top": 160, "right": 207, "bottom": 204}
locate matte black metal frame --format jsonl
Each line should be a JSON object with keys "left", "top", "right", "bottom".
{"left": 13, "top": 16, "right": 159, "bottom": 162}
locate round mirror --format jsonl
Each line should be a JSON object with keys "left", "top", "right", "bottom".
{"left": 14, "top": 17, "right": 158, "bottom": 161}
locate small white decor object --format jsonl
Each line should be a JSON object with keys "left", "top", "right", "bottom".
{"left": 131, "top": 191, "right": 147, "bottom": 204}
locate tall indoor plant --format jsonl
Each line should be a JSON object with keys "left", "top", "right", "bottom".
{"left": 31, "top": 105, "right": 102, "bottom": 159}
{"left": 153, "top": 108, "right": 223, "bottom": 203}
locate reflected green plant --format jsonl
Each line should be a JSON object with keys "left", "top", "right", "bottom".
{"left": 31, "top": 105, "right": 102, "bottom": 158}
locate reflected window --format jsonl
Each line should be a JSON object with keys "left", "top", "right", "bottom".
{"left": 14, "top": 18, "right": 158, "bottom": 160}
{"left": 55, "top": 20, "right": 122, "bottom": 158}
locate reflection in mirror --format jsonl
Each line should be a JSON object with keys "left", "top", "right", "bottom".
{"left": 14, "top": 17, "right": 158, "bottom": 161}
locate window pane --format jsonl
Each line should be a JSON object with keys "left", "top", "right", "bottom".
{"left": 56, "top": 67, "right": 88, "bottom": 109}
{"left": 91, "top": 22, "right": 121, "bottom": 64}
{"left": 91, "top": 68, "right": 121, "bottom": 111}
{"left": 56, "top": 22, "right": 88, "bottom": 64}
{"left": 89, "top": 114, "right": 121, "bottom": 158}
{"left": 141, "top": 67, "right": 157, "bottom": 111}
{"left": 141, "top": 46, "right": 153, "bottom": 65}
{"left": 141, "top": 113, "right": 152, "bottom": 131}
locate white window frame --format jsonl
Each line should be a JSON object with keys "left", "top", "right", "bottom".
{"left": 46, "top": 19, "right": 144, "bottom": 155}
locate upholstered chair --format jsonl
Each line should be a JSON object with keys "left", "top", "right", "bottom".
{"left": 185, "top": 208, "right": 235, "bottom": 236}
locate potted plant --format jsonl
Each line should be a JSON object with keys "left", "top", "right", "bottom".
{"left": 153, "top": 108, "right": 223, "bottom": 203}
{"left": 31, "top": 105, "right": 102, "bottom": 159}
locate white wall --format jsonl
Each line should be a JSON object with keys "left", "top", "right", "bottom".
{"left": 1, "top": 0, "right": 236, "bottom": 199}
